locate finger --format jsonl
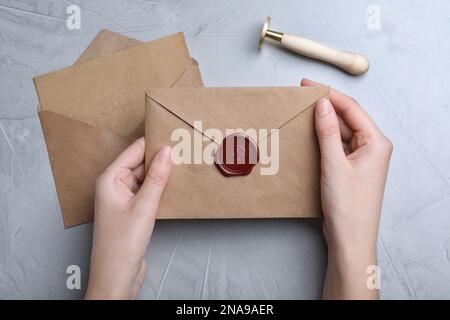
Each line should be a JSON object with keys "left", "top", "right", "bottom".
{"left": 134, "top": 146, "right": 173, "bottom": 215}
{"left": 129, "top": 179, "right": 140, "bottom": 194}
{"left": 119, "top": 166, "right": 143, "bottom": 194}
{"left": 301, "top": 78, "right": 322, "bottom": 87}
{"left": 301, "top": 79, "right": 354, "bottom": 142}
{"left": 342, "top": 141, "right": 352, "bottom": 156}
{"left": 109, "top": 137, "right": 145, "bottom": 171}
{"left": 302, "top": 78, "right": 379, "bottom": 134}
{"left": 337, "top": 115, "right": 353, "bottom": 142}
{"left": 302, "top": 79, "right": 353, "bottom": 141}
{"left": 132, "top": 164, "right": 145, "bottom": 184}
{"left": 125, "top": 164, "right": 144, "bottom": 194}
{"left": 315, "top": 99, "right": 347, "bottom": 164}
{"left": 329, "top": 90, "right": 378, "bottom": 134}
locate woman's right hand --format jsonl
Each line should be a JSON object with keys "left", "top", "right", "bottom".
{"left": 302, "top": 79, "right": 393, "bottom": 300}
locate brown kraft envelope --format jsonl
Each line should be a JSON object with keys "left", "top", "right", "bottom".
{"left": 35, "top": 31, "right": 203, "bottom": 228}
{"left": 145, "top": 86, "right": 329, "bottom": 219}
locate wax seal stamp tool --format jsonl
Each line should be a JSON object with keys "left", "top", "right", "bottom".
{"left": 259, "top": 16, "right": 369, "bottom": 75}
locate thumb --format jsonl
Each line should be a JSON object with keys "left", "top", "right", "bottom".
{"left": 315, "top": 99, "right": 346, "bottom": 165}
{"left": 134, "top": 146, "right": 173, "bottom": 216}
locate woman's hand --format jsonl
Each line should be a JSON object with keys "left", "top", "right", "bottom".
{"left": 302, "top": 79, "right": 393, "bottom": 300}
{"left": 85, "top": 138, "right": 172, "bottom": 299}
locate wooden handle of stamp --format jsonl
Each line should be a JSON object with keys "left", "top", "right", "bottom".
{"left": 281, "top": 34, "right": 369, "bottom": 75}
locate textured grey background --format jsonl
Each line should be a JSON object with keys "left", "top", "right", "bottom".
{"left": 0, "top": 0, "right": 449, "bottom": 299}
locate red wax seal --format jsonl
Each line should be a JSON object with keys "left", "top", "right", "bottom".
{"left": 214, "top": 133, "right": 259, "bottom": 177}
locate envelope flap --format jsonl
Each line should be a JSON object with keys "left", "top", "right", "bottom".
{"left": 146, "top": 86, "right": 329, "bottom": 141}
{"left": 34, "top": 32, "right": 193, "bottom": 139}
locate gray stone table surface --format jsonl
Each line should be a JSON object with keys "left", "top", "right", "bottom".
{"left": 1, "top": 0, "right": 449, "bottom": 299}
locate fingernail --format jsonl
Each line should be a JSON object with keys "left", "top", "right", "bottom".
{"left": 316, "top": 99, "right": 332, "bottom": 117}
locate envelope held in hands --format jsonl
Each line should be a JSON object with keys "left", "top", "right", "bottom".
{"left": 145, "top": 86, "right": 329, "bottom": 219}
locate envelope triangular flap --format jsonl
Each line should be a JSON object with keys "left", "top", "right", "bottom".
{"left": 146, "top": 86, "right": 329, "bottom": 141}
{"left": 39, "top": 110, "right": 131, "bottom": 227}
{"left": 34, "top": 32, "right": 193, "bottom": 139}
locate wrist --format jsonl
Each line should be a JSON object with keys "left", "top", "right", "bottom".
{"left": 324, "top": 242, "right": 379, "bottom": 300}
{"left": 325, "top": 219, "right": 379, "bottom": 261}
{"left": 85, "top": 272, "right": 136, "bottom": 300}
